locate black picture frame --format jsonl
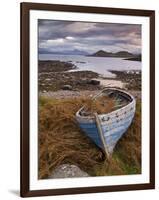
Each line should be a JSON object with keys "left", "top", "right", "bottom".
{"left": 20, "top": 2, "right": 155, "bottom": 197}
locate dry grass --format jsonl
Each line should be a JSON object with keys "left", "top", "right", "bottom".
{"left": 38, "top": 96, "right": 141, "bottom": 179}
{"left": 82, "top": 96, "right": 116, "bottom": 116}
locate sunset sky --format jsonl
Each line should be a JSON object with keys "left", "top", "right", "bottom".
{"left": 38, "top": 20, "right": 141, "bottom": 55}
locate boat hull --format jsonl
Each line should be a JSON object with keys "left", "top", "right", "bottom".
{"left": 76, "top": 89, "right": 136, "bottom": 154}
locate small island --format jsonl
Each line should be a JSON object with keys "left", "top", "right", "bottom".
{"left": 87, "top": 50, "right": 141, "bottom": 61}
{"left": 88, "top": 50, "right": 133, "bottom": 57}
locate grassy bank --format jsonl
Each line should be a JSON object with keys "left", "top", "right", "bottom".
{"left": 38, "top": 96, "right": 141, "bottom": 179}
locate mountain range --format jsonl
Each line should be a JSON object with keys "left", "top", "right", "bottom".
{"left": 38, "top": 48, "right": 88, "bottom": 55}
{"left": 39, "top": 48, "right": 141, "bottom": 61}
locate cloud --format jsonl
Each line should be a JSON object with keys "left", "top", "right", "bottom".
{"left": 38, "top": 19, "right": 141, "bottom": 54}
{"left": 65, "top": 36, "right": 75, "bottom": 40}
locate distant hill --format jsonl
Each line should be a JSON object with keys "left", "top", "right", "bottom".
{"left": 90, "top": 50, "right": 113, "bottom": 57}
{"left": 88, "top": 50, "right": 134, "bottom": 58}
{"left": 115, "top": 51, "right": 134, "bottom": 57}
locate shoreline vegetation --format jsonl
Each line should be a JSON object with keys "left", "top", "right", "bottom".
{"left": 38, "top": 59, "right": 141, "bottom": 179}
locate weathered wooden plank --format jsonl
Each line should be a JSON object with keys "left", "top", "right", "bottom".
{"left": 76, "top": 88, "right": 136, "bottom": 154}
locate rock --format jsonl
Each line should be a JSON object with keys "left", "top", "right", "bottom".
{"left": 45, "top": 78, "right": 51, "bottom": 81}
{"left": 75, "top": 80, "right": 87, "bottom": 86}
{"left": 61, "top": 85, "right": 72, "bottom": 90}
{"left": 87, "top": 79, "right": 100, "bottom": 85}
{"left": 49, "top": 164, "right": 89, "bottom": 179}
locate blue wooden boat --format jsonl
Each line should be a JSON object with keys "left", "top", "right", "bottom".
{"left": 76, "top": 88, "right": 136, "bottom": 159}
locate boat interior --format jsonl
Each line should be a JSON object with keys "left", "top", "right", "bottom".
{"left": 79, "top": 89, "right": 133, "bottom": 117}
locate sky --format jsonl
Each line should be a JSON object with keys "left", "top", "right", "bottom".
{"left": 38, "top": 20, "right": 141, "bottom": 55}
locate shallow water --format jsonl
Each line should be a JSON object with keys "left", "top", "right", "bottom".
{"left": 39, "top": 54, "right": 141, "bottom": 78}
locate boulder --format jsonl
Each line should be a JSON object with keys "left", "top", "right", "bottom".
{"left": 61, "top": 85, "right": 72, "bottom": 90}
{"left": 49, "top": 164, "right": 89, "bottom": 178}
{"left": 87, "top": 79, "right": 100, "bottom": 85}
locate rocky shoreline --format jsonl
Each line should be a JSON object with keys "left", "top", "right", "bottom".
{"left": 108, "top": 70, "right": 141, "bottom": 90}
{"left": 39, "top": 60, "right": 100, "bottom": 92}
{"left": 38, "top": 60, "right": 141, "bottom": 92}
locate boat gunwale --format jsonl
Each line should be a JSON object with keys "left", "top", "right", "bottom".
{"left": 76, "top": 88, "right": 135, "bottom": 120}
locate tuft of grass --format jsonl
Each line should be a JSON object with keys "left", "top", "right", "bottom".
{"left": 38, "top": 96, "right": 141, "bottom": 179}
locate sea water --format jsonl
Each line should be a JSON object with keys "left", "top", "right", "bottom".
{"left": 39, "top": 54, "right": 141, "bottom": 78}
